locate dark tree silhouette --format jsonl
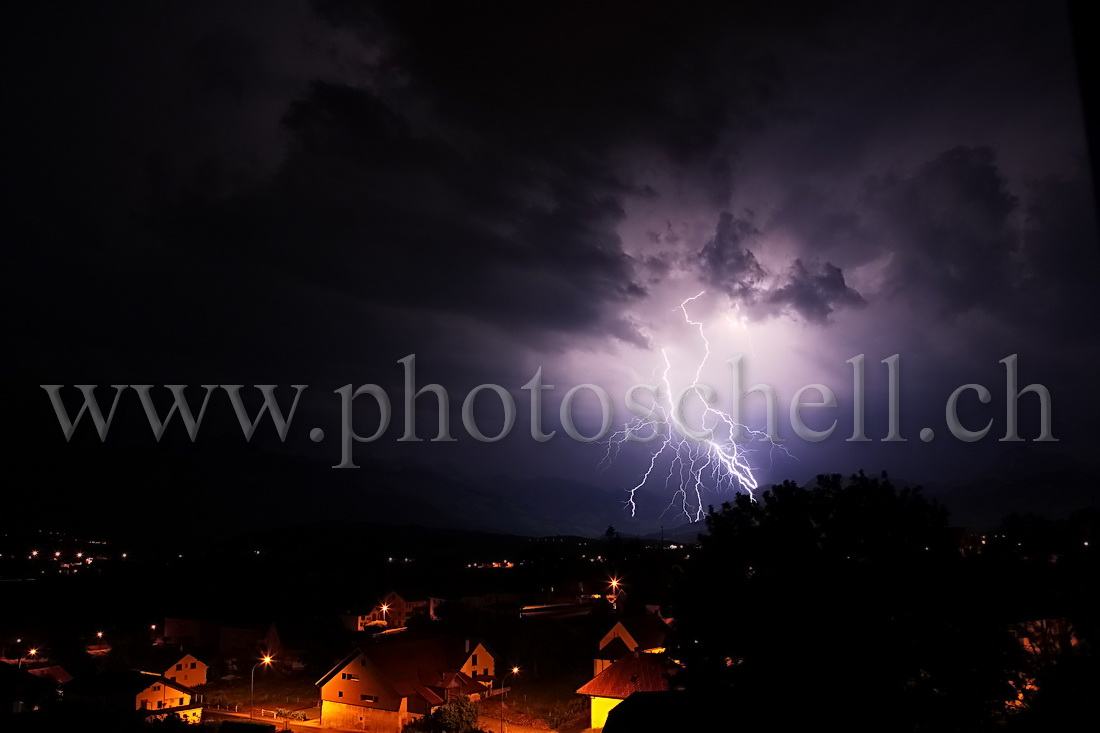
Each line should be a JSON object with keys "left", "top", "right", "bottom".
{"left": 673, "top": 472, "right": 1021, "bottom": 732}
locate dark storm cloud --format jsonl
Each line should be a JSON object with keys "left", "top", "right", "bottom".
{"left": 758, "top": 259, "right": 866, "bottom": 324}
{"left": 762, "top": 143, "right": 1096, "bottom": 345}
{"left": 2, "top": 0, "right": 859, "bottom": 381}
{"left": 243, "top": 78, "right": 651, "bottom": 347}
{"left": 695, "top": 211, "right": 865, "bottom": 324}
{"left": 698, "top": 211, "right": 766, "bottom": 298}
{"left": 867, "top": 146, "right": 1020, "bottom": 316}
{"left": 3, "top": 0, "right": 1096, "bottom": 499}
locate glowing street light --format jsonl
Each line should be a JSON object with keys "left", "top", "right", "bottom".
{"left": 379, "top": 603, "right": 390, "bottom": 624}
{"left": 251, "top": 655, "right": 274, "bottom": 720}
{"left": 96, "top": 631, "right": 104, "bottom": 639}
{"left": 18, "top": 648, "right": 38, "bottom": 669}
{"left": 500, "top": 666, "right": 519, "bottom": 733}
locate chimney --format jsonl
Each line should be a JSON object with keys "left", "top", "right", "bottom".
{"left": 465, "top": 639, "right": 470, "bottom": 653}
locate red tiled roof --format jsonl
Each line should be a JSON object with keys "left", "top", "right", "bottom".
{"left": 27, "top": 666, "right": 73, "bottom": 685}
{"left": 317, "top": 633, "right": 488, "bottom": 708}
{"left": 576, "top": 653, "right": 678, "bottom": 700}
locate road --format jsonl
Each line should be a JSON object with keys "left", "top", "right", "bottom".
{"left": 205, "top": 707, "right": 560, "bottom": 733}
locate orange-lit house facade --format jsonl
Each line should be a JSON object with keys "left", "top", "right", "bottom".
{"left": 135, "top": 675, "right": 202, "bottom": 724}
{"left": 162, "top": 653, "right": 208, "bottom": 687}
{"left": 317, "top": 633, "right": 494, "bottom": 732}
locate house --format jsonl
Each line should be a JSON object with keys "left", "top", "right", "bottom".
{"left": 64, "top": 669, "right": 202, "bottom": 724}
{"left": 594, "top": 616, "right": 672, "bottom": 674}
{"left": 316, "top": 633, "right": 495, "bottom": 731}
{"left": 1, "top": 661, "right": 58, "bottom": 717}
{"left": 576, "top": 652, "right": 679, "bottom": 730}
{"left": 163, "top": 653, "right": 208, "bottom": 686}
{"left": 25, "top": 665, "right": 73, "bottom": 686}
{"left": 133, "top": 673, "right": 198, "bottom": 721}
{"left": 135, "top": 649, "right": 209, "bottom": 687}
{"left": 593, "top": 636, "right": 631, "bottom": 676}
{"left": 356, "top": 592, "right": 442, "bottom": 630}
{"left": 599, "top": 616, "right": 672, "bottom": 654}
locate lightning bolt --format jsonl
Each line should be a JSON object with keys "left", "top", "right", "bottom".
{"left": 601, "top": 292, "right": 789, "bottom": 522}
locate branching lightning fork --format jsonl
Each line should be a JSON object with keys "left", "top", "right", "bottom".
{"left": 601, "top": 292, "right": 787, "bottom": 521}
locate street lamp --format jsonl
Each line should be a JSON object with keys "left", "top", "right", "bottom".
{"left": 18, "top": 648, "right": 38, "bottom": 669}
{"left": 609, "top": 577, "right": 622, "bottom": 606}
{"left": 379, "top": 603, "right": 389, "bottom": 625}
{"left": 251, "top": 655, "right": 273, "bottom": 720}
{"left": 500, "top": 666, "right": 519, "bottom": 733}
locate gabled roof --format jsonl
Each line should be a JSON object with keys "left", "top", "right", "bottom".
{"left": 596, "top": 636, "right": 631, "bottom": 661}
{"left": 315, "top": 648, "right": 362, "bottom": 688}
{"left": 618, "top": 616, "right": 671, "bottom": 650}
{"left": 133, "top": 646, "right": 207, "bottom": 675}
{"left": 316, "top": 633, "right": 491, "bottom": 706}
{"left": 66, "top": 670, "right": 192, "bottom": 698}
{"left": 576, "top": 653, "right": 678, "bottom": 700}
{"left": 0, "top": 661, "right": 56, "bottom": 696}
{"left": 27, "top": 665, "right": 73, "bottom": 685}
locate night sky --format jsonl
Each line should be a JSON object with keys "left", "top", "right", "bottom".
{"left": 4, "top": 1, "right": 1098, "bottom": 537}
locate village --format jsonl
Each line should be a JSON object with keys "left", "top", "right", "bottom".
{"left": 3, "top": 588, "right": 681, "bottom": 732}
{"left": 1, "top": 522, "right": 705, "bottom": 732}
{"left": 3, "top": 470, "right": 1097, "bottom": 733}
